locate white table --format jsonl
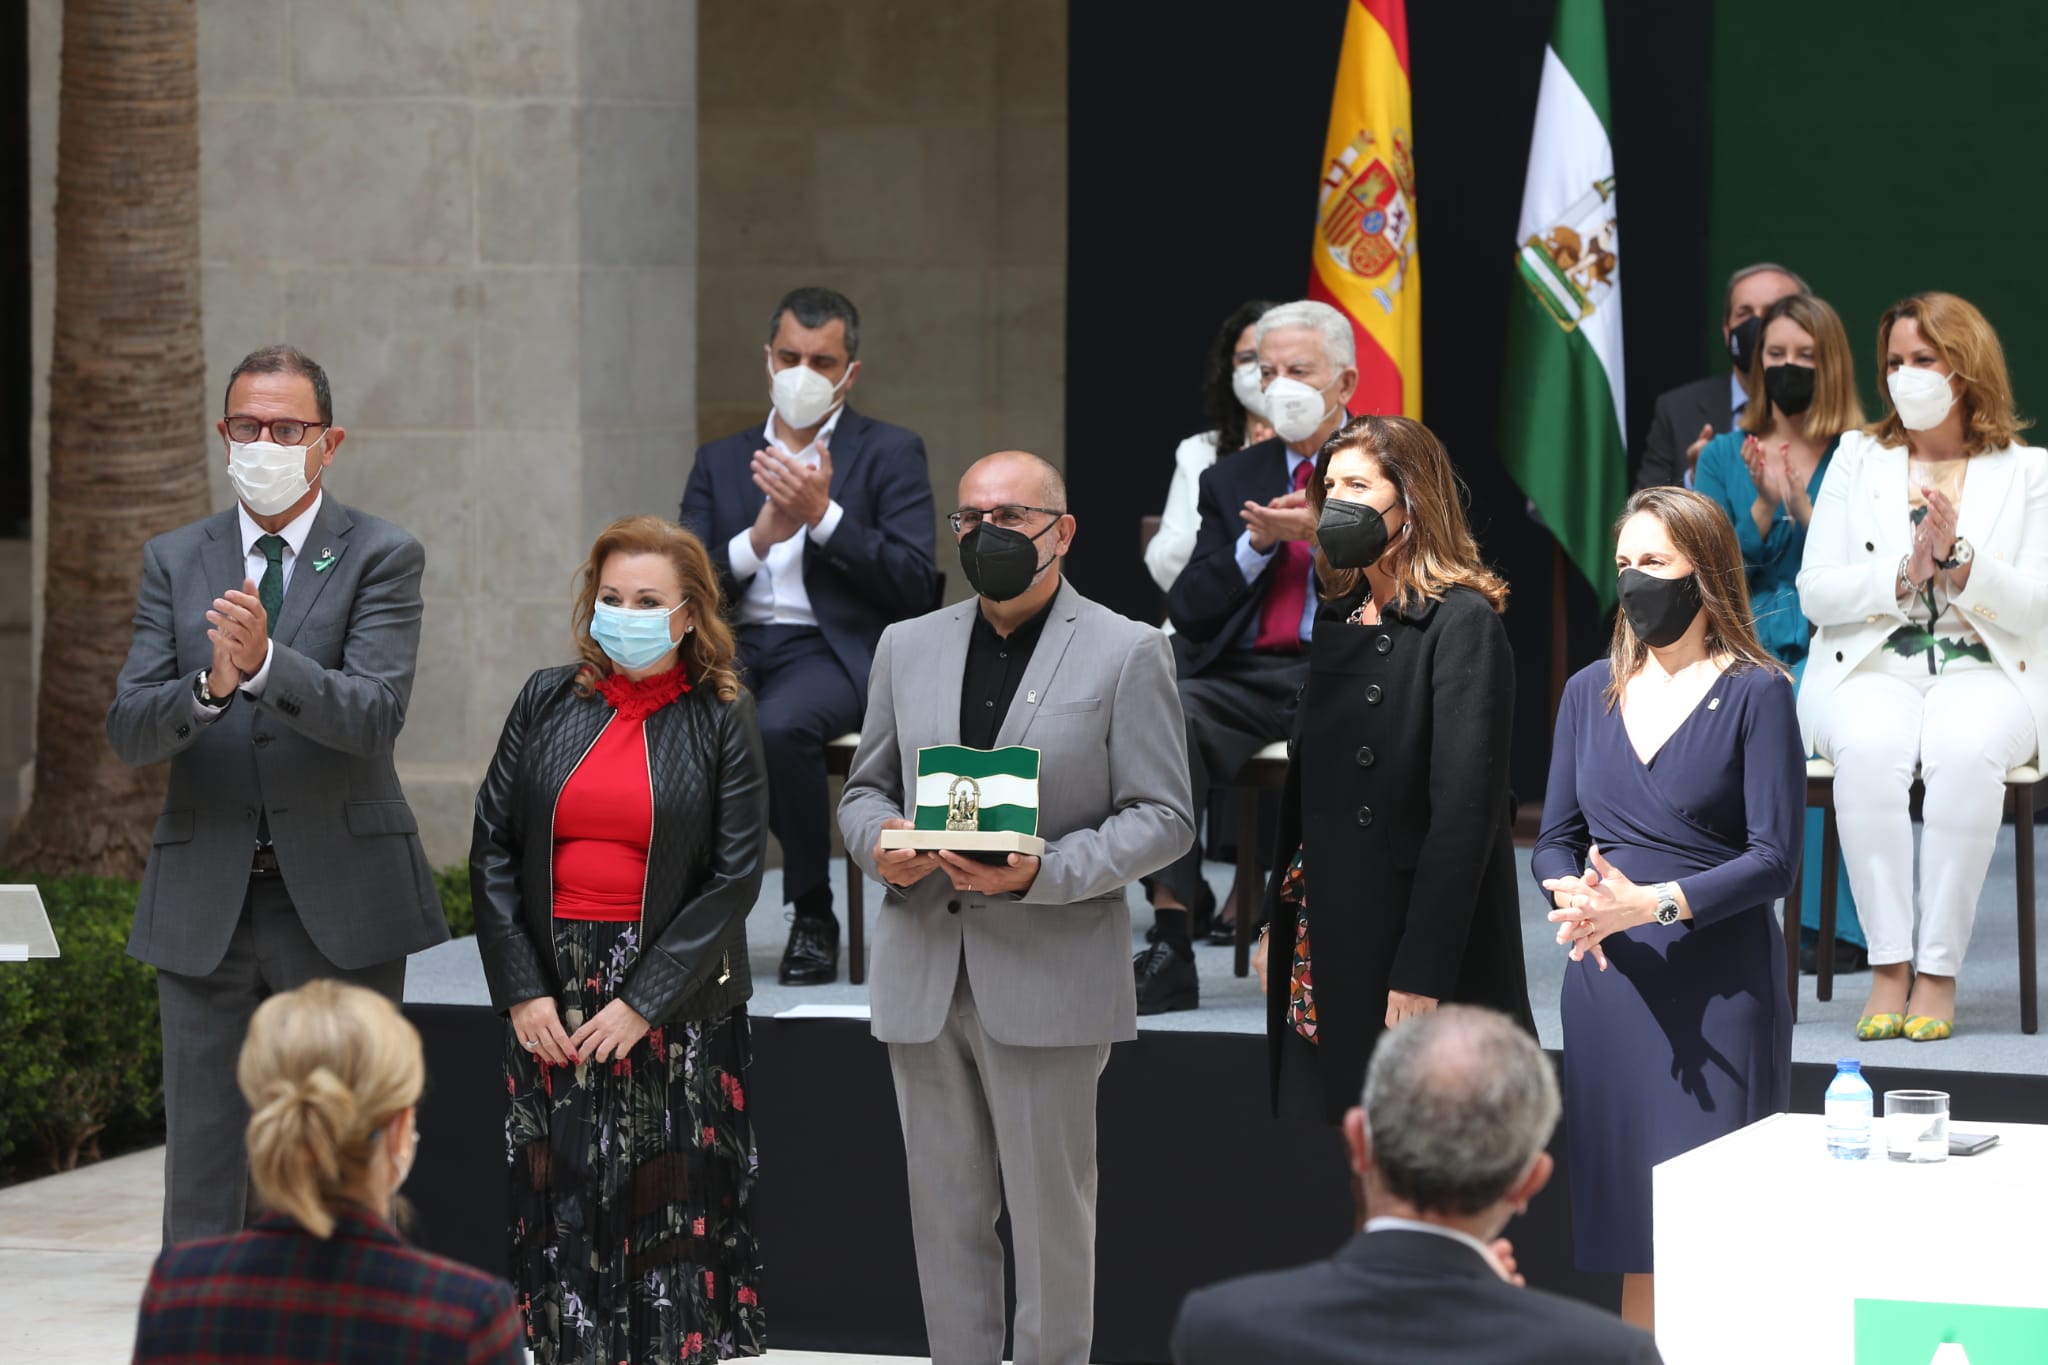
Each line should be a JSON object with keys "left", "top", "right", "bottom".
{"left": 1653, "top": 1113, "right": 2048, "bottom": 1363}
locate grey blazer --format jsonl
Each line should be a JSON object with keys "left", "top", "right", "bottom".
{"left": 107, "top": 497, "right": 446, "bottom": 977}
{"left": 839, "top": 578, "right": 1195, "bottom": 1047}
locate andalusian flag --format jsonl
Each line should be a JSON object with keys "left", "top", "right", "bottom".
{"left": 1499, "top": 0, "right": 1625, "bottom": 605}
{"left": 1309, "top": 0, "right": 1419, "bottom": 419}
{"left": 912, "top": 746, "right": 1041, "bottom": 837}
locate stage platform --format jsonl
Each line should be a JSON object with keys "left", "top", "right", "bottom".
{"left": 400, "top": 843, "right": 2048, "bottom": 1363}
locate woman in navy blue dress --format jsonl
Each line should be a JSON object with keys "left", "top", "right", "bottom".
{"left": 1533, "top": 487, "right": 1804, "bottom": 1332}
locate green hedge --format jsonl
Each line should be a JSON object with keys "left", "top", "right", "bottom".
{"left": 0, "top": 872, "right": 162, "bottom": 1174}
{"left": 0, "top": 864, "right": 476, "bottom": 1179}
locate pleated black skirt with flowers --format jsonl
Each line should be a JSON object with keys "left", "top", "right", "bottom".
{"left": 506, "top": 918, "right": 764, "bottom": 1365}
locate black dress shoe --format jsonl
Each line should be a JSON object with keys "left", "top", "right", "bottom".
{"left": 1799, "top": 938, "right": 1870, "bottom": 975}
{"left": 779, "top": 914, "right": 840, "bottom": 986}
{"left": 1133, "top": 942, "right": 1199, "bottom": 1015}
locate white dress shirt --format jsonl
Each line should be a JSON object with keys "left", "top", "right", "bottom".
{"left": 1363, "top": 1215, "right": 1506, "bottom": 1278}
{"left": 726, "top": 406, "right": 848, "bottom": 627}
{"left": 194, "top": 492, "right": 323, "bottom": 718}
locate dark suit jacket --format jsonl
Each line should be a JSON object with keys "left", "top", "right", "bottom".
{"left": 106, "top": 497, "right": 446, "bottom": 977}
{"left": 679, "top": 404, "right": 939, "bottom": 693}
{"left": 1166, "top": 436, "right": 1302, "bottom": 676}
{"left": 133, "top": 1209, "right": 524, "bottom": 1364}
{"left": 1634, "top": 372, "right": 1740, "bottom": 490}
{"left": 1265, "top": 586, "right": 1534, "bottom": 1121}
{"left": 1171, "top": 1228, "right": 1663, "bottom": 1365}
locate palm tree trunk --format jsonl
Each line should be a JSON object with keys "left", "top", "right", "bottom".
{"left": 6, "top": 0, "right": 209, "bottom": 877}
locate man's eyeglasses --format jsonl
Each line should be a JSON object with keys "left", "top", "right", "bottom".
{"left": 225, "top": 416, "right": 330, "bottom": 446}
{"left": 948, "top": 504, "right": 1064, "bottom": 535}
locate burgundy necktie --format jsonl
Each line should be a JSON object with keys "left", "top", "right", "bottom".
{"left": 1254, "top": 459, "right": 1314, "bottom": 652}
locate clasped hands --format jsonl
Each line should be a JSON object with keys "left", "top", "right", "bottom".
{"left": 1241, "top": 490, "right": 1316, "bottom": 553}
{"left": 508, "top": 995, "right": 649, "bottom": 1068}
{"left": 1541, "top": 844, "right": 1658, "bottom": 971}
{"left": 204, "top": 576, "right": 270, "bottom": 697}
{"left": 1906, "top": 485, "right": 1962, "bottom": 588}
{"left": 872, "top": 817, "right": 1038, "bottom": 896}
{"left": 749, "top": 441, "right": 834, "bottom": 555}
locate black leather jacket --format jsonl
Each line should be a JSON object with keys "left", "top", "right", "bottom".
{"left": 470, "top": 664, "right": 767, "bottom": 1024}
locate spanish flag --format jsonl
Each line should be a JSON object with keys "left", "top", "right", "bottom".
{"left": 1309, "top": 0, "right": 1419, "bottom": 419}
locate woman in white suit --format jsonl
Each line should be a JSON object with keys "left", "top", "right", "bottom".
{"left": 1797, "top": 292, "right": 2048, "bottom": 1042}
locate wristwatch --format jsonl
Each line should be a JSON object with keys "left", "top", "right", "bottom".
{"left": 1651, "top": 882, "right": 1682, "bottom": 926}
{"left": 1936, "top": 536, "right": 1975, "bottom": 571}
{"left": 194, "top": 670, "right": 233, "bottom": 710}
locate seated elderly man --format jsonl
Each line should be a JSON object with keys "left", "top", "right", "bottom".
{"left": 1137, "top": 299, "right": 1356, "bottom": 1014}
{"left": 1171, "top": 1006, "right": 1662, "bottom": 1365}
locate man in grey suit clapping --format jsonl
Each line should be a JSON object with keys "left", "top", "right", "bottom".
{"left": 107, "top": 345, "right": 447, "bottom": 1244}
{"left": 840, "top": 450, "right": 1195, "bottom": 1365}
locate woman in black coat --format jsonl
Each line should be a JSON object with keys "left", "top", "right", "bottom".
{"left": 1259, "top": 415, "right": 1535, "bottom": 1126}
{"left": 471, "top": 515, "right": 768, "bottom": 1365}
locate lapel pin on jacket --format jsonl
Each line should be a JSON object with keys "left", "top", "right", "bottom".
{"left": 1027, "top": 690, "right": 1037, "bottom": 704}
{"left": 312, "top": 547, "right": 337, "bottom": 573}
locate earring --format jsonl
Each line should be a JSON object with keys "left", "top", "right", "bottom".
{"left": 686, "top": 624, "right": 695, "bottom": 634}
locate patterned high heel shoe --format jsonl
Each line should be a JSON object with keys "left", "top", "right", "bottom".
{"left": 1902, "top": 1015, "right": 1954, "bottom": 1042}
{"left": 1855, "top": 1013, "right": 1905, "bottom": 1041}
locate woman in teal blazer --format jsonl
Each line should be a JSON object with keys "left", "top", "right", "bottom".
{"left": 1694, "top": 291, "right": 1867, "bottom": 961}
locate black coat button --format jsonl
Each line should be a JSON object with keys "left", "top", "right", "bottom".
{"left": 1356, "top": 746, "right": 1375, "bottom": 766}
{"left": 175, "top": 724, "right": 190, "bottom": 739}
{"left": 1375, "top": 634, "right": 1393, "bottom": 654}
{"left": 1365, "top": 684, "right": 1383, "bottom": 704}
{"left": 1836, "top": 651, "right": 1845, "bottom": 662}
{"left": 1356, "top": 806, "right": 1374, "bottom": 827}
{"left": 947, "top": 899, "right": 961, "bottom": 914}
{"left": 1865, "top": 541, "right": 1876, "bottom": 552}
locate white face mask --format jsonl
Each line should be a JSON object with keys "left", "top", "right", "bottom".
{"left": 1231, "top": 361, "right": 1268, "bottom": 420}
{"left": 1264, "top": 376, "right": 1339, "bottom": 444}
{"left": 228, "top": 433, "right": 324, "bottom": 517}
{"left": 769, "top": 361, "right": 851, "bottom": 431}
{"left": 1889, "top": 366, "right": 1957, "bottom": 432}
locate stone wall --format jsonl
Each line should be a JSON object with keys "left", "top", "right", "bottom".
{"left": 25, "top": 0, "right": 699, "bottom": 864}
{"left": 694, "top": 0, "right": 1067, "bottom": 529}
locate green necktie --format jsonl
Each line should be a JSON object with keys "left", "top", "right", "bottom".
{"left": 256, "top": 534, "right": 286, "bottom": 630}
{"left": 256, "top": 534, "right": 285, "bottom": 846}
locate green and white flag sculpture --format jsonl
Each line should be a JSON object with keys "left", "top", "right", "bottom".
{"left": 877, "top": 744, "right": 1046, "bottom": 856}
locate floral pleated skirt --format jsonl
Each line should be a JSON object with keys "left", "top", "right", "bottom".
{"left": 506, "top": 919, "right": 764, "bottom": 1365}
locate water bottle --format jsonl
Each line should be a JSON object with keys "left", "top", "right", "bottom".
{"left": 1825, "top": 1059, "right": 1874, "bottom": 1161}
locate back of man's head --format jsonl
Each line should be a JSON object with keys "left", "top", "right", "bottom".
{"left": 1362, "top": 1006, "right": 1560, "bottom": 1217}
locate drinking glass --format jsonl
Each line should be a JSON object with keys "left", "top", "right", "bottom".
{"left": 1883, "top": 1089, "right": 1950, "bottom": 1163}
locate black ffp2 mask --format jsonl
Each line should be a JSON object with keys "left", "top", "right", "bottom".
{"left": 1317, "top": 497, "right": 1399, "bottom": 570}
{"left": 1617, "top": 568, "right": 1703, "bottom": 648}
{"left": 1762, "top": 363, "right": 1815, "bottom": 416}
{"left": 960, "top": 521, "right": 1056, "bottom": 602}
{"left": 1728, "top": 315, "right": 1762, "bottom": 375}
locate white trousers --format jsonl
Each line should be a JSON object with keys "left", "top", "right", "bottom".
{"left": 1812, "top": 668, "right": 2036, "bottom": 975}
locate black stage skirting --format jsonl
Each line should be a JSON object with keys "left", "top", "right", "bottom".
{"left": 403, "top": 1004, "right": 2048, "bottom": 1363}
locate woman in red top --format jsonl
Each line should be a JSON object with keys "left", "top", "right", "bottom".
{"left": 472, "top": 516, "right": 768, "bottom": 1365}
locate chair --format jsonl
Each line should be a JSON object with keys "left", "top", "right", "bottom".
{"left": 1223, "top": 742, "right": 1292, "bottom": 977}
{"left": 1791, "top": 756, "right": 2040, "bottom": 1034}
{"left": 824, "top": 733, "right": 867, "bottom": 984}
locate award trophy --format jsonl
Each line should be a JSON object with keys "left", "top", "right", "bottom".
{"left": 877, "top": 744, "right": 1046, "bottom": 862}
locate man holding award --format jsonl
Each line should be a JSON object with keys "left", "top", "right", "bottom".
{"left": 839, "top": 450, "right": 1195, "bottom": 1365}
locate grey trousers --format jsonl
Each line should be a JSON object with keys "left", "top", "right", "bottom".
{"left": 155, "top": 873, "right": 406, "bottom": 1245}
{"left": 887, "top": 964, "right": 1111, "bottom": 1365}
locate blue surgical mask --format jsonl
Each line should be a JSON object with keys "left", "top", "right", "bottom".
{"left": 591, "top": 599, "right": 686, "bottom": 670}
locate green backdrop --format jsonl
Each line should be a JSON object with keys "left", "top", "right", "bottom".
{"left": 1708, "top": 1, "right": 2048, "bottom": 424}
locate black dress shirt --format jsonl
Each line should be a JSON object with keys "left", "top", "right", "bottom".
{"left": 959, "top": 597, "right": 1056, "bottom": 749}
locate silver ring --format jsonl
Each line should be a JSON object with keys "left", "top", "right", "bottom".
{"left": 520, "top": 1037, "right": 536, "bottom": 1049}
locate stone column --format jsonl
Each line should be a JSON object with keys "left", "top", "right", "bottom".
{"left": 25, "top": 0, "right": 698, "bottom": 863}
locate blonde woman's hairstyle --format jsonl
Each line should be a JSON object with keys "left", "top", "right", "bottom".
{"left": 1866, "top": 292, "right": 2031, "bottom": 455}
{"left": 570, "top": 516, "right": 740, "bottom": 702}
{"left": 1306, "top": 414, "right": 1509, "bottom": 615}
{"left": 1738, "top": 293, "right": 1864, "bottom": 440}
{"left": 239, "top": 980, "right": 424, "bottom": 1239}
{"left": 1604, "top": 487, "right": 1786, "bottom": 710}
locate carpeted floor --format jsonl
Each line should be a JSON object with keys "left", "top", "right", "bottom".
{"left": 408, "top": 827, "right": 2048, "bottom": 1077}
